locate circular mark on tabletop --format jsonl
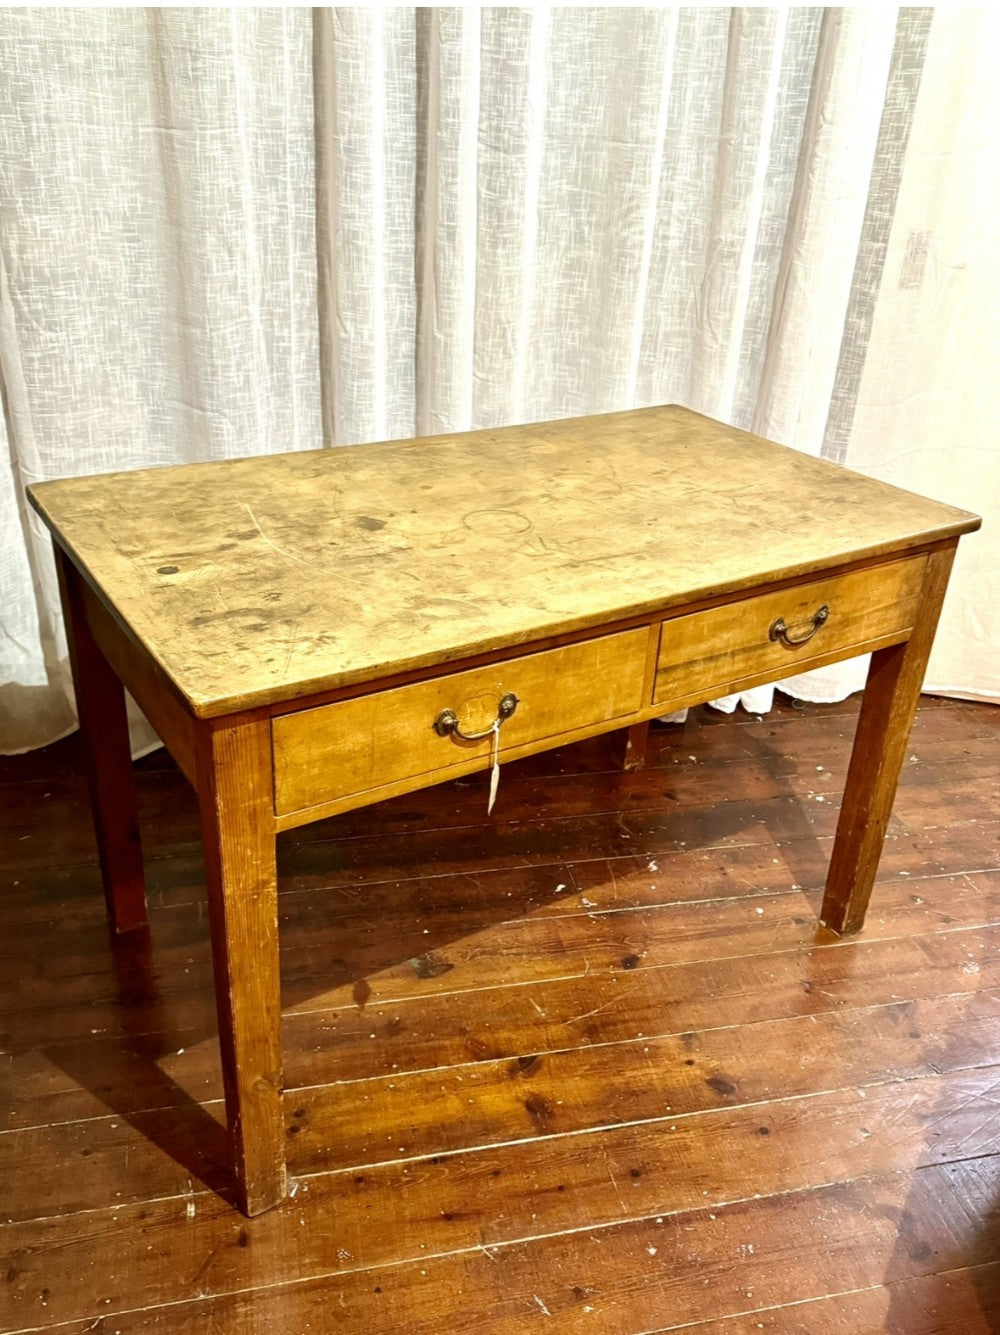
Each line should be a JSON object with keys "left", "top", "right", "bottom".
{"left": 461, "top": 509, "right": 532, "bottom": 535}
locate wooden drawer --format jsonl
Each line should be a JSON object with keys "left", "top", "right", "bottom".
{"left": 654, "top": 556, "right": 926, "bottom": 707}
{"left": 273, "top": 627, "right": 649, "bottom": 818}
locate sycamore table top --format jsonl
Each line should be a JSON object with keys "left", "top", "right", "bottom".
{"left": 28, "top": 406, "right": 980, "bottom": 717}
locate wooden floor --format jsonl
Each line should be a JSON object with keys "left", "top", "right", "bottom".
{"left": 1, "top": 694, "right": 999, "bottom": 1333}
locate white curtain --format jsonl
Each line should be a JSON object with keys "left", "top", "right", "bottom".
{"left": 0, "top": 8, "right": 320, "bottom": 752}
{"left": 842, "top": 8, "right": 1000, "bottom": 702}
{"left": 1, "top": 8, "right": 996, "bottom": 754}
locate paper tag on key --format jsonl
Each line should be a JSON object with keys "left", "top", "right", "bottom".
{"left": 487, "top": 718, "right": 501, "bottom": 815}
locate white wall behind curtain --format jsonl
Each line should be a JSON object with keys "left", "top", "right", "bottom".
{"left": 1, "top": 7, "right": 996, "bottom": 754}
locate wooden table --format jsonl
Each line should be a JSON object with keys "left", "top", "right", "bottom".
{"left": 28, "top": 405, "right": 980, "bottom": 1217}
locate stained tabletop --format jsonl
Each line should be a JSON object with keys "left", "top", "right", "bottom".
{"left": 28, "top": 406, "right": 979, "bottom": 717}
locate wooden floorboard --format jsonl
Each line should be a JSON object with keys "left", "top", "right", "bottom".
{"left": 1, "top": 696, "right": 999, "bottom": 1332}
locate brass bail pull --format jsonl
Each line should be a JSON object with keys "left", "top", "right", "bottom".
{"left": 769, "top": 604, "right": 830, "bottom": 647}
{"left": 433, "top": 692, "right": 519, "bottom": 742}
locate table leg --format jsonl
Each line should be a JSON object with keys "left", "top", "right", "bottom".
{"left": 197, "top": 718, "right": 286, "bottom": 1216}
{"left": 821, "top": 545, "right": 957, "bottom": 936}
{"left": 55, "top": 547, "right": 147, "bottom": 933}
{"left": 623, "top": 721, "right": 650, "bottom": 770}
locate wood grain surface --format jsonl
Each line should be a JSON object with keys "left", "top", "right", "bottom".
{"left": 653, "top": 553, "right": 924, "bottom": 704}
{"left": 821, "top": 546, "right": 959, "bottom": 934}
{"left": 195, "top": 719, "right": 285, "bottom": 1216}
{"left": 26, "top": 406, "right": 980, "bottom": 716}
{"left": 55, "top": 547, "right": 148, "bottom": 933}
{"left": 273, "top": 627, "right": 648, "bottom": 816}
{"left": 35, "top": 408, "right": 979, "bottom": 1219}
{"left": 2, "top": 694, "right": 999, "bottom": 1332}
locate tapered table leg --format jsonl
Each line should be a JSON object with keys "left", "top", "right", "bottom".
{"left": 197, "top": 718, "right": 286, "bottom": 1216}
{"left": 55, "top": 547, "right": 147, "bottom": 933}
{"left": 821, "top": 545, "right": 957, "bottom": 935}
{"left": 623, "top": 720, "right": 650, "bottom": 771}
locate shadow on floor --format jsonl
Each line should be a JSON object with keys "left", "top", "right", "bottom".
{"left": 8, "top": 705, "right": 848, "bottom": 1204}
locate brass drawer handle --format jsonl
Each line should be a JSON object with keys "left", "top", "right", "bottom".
{"left": 434, "top": 692, "right": 519, "bottom": 741}
{"left": 769, "top": 604, "right": 829, "bottom": 647}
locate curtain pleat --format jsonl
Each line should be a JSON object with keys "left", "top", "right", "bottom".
{"left": 415, "top": 7, "right": 480, "bottom": 436}
{"left": 0, "top": 9, "right": 319, "bottom": 751}
{"left": 843, "top": 8, "right": 1000, "bottom": 702}
{"left": 314, "top": 7, "right": 416, "bottom": 446}
{"left": 752, "top": 8, "right": 899, "bottom": 455}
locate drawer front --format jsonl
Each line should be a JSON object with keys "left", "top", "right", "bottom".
{"left": 273, "top": 627, "right": 649, "bottom": 817}
{"left": 654, "top": 556, "right": 926, "bottom": 706}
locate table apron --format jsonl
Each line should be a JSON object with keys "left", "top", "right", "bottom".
{"left": 270, "top": 553, "right": 926, "bottom": 831}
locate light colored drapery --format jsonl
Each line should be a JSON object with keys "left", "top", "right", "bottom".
{"left": 1, "top": 7, "right": 996, "bottom": 754}
{"left": 843, "top": 9, "right": 999, "bottom": 701}
{"left": 0, "top": 8, "right": 320, "bottom": 751}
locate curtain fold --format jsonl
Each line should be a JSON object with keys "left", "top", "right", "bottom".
{"left": 0, "top": 8, "right": 320, "bottom": 751}
{"left": 315, "top": 6, "right": 417, "bottom": 446}
{"left": 843, "top": 7, "right": 1000, "bottom": 702}
{"left": 0, "top": 7, "right": 995, "bottom": 754}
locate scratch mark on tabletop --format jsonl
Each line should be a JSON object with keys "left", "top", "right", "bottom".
{"left": 560, "top": 549, "right": 640, "bottom": 570}
{"left": 211, "top": 578, "right": 230, "bottom": 612}
{"left": 240, "top": 502, "right": 309, "bottom": 567}
{"left": 280, "top": 624, "right": 301, "bottom": 676}
{"left": 239, "top": 500, "right": 365, "bottom": 588}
